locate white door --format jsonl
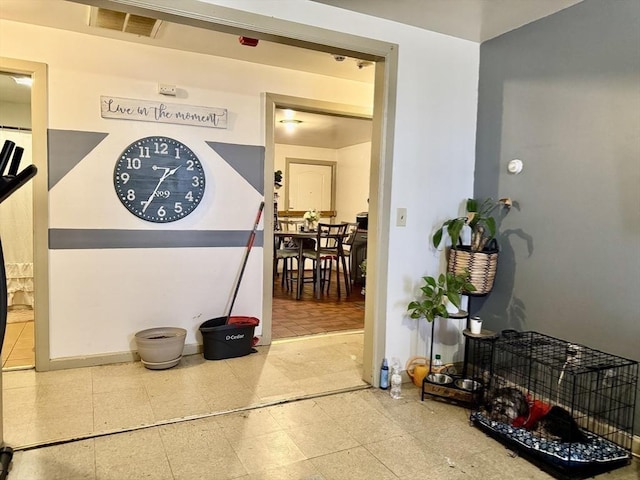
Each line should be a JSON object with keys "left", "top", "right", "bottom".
{"left": 287, "top": 162, "right": 333, "bottom": 212}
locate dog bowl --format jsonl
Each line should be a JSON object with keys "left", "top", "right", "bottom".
{"left": 426, "top": 373, "right": 453, "bottom": 385}
{"left": 455, "top": 378, "right": 482, "bottom": 391}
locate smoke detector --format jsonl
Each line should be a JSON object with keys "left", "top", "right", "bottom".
{"left": 88, "top": 7, "right": 162, "bottom": 38}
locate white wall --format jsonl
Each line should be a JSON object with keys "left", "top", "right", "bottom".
{"left": 200, "top": 1, "right": 480, "bottom": 363}
{"left": 335, "top": 142, "right": 371, "bottom": 224}
{"left": 0, "top": 101, "right": 30, "bottom": 129}
{"left": 1, "top": 0, "right": 480, "bottom": 367}
{"left": 0, "top": 19, "right": 374, "bottom": 360}
{"left": 274, "top": 143, "right": 336, "bottom": 218}
{"left": 274, "top": 142, "right": 370, "bottom": 224}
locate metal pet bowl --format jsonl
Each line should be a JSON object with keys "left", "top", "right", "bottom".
{"left": 455, "top": 378, "right": 482, "bottom": 391}
{"left": 426, "top": 373, "right": 453, "bottom": 385}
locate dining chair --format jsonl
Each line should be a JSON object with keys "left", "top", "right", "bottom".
{"left": 302, "top": 222, "right": 348, "bottom": 299}
{"left": 274, "top": 219, "right": 304, "bottom": 290}
{"left": 340, "top": 222, "right": 359, "bottom": 293}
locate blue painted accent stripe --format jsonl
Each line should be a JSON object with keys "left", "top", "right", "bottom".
{"left": 49, "top": 229, "right": 264, "bottom": 250}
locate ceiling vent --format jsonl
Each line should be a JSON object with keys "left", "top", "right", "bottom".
{"left": 89, "top": 7, "right": 162, "bottom": 38}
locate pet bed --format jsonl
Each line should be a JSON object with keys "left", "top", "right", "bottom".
{"left": 471, "top": 411, "right": 631, "bottom": 469}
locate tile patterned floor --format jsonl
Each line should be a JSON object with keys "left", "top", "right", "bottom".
{"left": 6, "top": 381, "right": 638, "bottom": 479}
{"left": 3, "top": 332, "right": 366, "bottom": 450}
{"left": 272, "top": 272, "right": 365, "bottom": 339}
{"left": 2, "top": 311, "right": 638, "bottom": 478}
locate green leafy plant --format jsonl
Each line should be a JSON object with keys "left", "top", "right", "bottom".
{"left": 407, "top": 271, "right": 476, "bottom": 322}
{"left": 432, "top": 198, "right": 511, "bottom": 252}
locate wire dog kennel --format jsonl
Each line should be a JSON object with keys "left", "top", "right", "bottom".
{"left": 469, "top": 331, "right": 638, "bottom": 479}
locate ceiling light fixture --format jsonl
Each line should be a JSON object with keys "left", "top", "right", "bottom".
{"left": 279, "top": 119, "right": 302, "bottom": 133}
{"left": 11, "top": 76, "right": 32, "bottom": 87}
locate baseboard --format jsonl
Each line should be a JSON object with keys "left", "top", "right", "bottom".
{"left": 45, "top": 342, "right": 203, "bottom": 371}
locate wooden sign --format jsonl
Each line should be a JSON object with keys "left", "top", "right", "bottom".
{"left": 101, "top": 96, "right": 227, "bottom": 129}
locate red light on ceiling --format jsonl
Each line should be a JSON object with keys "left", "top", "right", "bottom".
{"left": 239, "top": 36, "right": 259, "bottom": 47}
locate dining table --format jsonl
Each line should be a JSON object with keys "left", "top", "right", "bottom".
{"left": 274, "top": 229, "right": 346, "bottom": 300}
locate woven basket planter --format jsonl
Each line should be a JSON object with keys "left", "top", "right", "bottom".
{"left": 447, "top": 242, "right": 498, "bottom": 295}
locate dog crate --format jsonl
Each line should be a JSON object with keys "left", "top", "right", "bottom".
{"left": 470, "top": 331, "right": 638, "bottom": 478}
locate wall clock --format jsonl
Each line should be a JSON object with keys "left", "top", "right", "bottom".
{"left": 114, "top": 136, "right": 206, "bottom": 223}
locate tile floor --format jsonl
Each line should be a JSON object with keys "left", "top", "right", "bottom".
{"left": 2, "top": 331, "right": 639, "bottom": 479}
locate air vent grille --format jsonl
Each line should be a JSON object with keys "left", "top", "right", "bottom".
{"left": 89, "top": 7, "right": 161, "bottom": 38}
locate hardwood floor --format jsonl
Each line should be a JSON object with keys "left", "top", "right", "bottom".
{"left": 272, "top": 270, "right": 365, "bottom": 339}
{"left": 2, "top": 307, "right": 35, "bottom": 369}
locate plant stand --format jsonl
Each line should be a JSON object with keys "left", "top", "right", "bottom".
{"left": 421, "top": 310, "right": 476, "bottom": 404}
{"left": 421, "top": 295, "right": 496, "bottom": 406}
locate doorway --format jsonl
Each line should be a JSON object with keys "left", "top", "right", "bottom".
{"left": 0, "top": 57, "right": 49, "bottom": 373}
{"left": 267, "top": 99, "right": 372, "bottom": 341}
{"left": 0, "top": 71, "right": 35, "bottom": 370}
{"left": 2, "top": 1, "right": 398, "bottom": 384}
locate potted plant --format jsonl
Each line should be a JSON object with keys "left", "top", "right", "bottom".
{"left": 432, "top": 197, "right": 511, "bottom": 295}
{"left": 407, "top": 271, "right": 476, "bottom": 323}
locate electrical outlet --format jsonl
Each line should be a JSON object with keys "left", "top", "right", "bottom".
{"left": 158, "top": 84, "right": 176, "bottom": 96}
{"left": 397, "top": 207, "right": 407, "bottom": 227}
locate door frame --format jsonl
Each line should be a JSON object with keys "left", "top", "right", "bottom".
{"left": 263, "top": 88, "right": 394, "bottom": 386}
{"left": 55, "top": 0, "right": 399, "bottom": 386}
{"left": 284, "top": 158, "right": 337, "bottom": 215}
{"left": 0, "top": 57, "right": 49, "bottom": 371}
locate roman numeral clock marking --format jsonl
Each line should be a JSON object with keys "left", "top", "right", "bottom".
{"left": 114, "top": 136, "right": 206, "bottom": 223}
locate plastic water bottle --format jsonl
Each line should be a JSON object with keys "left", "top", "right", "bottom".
{"left": 433, "top": 354, "right": 443, "bottom": 372}
{"left": 379, "top": 358, "right": 389, "bottom": 390}
{"left": 390, "top": 360, "right": 402, "bottom": 399}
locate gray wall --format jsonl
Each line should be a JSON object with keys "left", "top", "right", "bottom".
{"left": 474, "top": 0, "right": 640, "bottom": 433}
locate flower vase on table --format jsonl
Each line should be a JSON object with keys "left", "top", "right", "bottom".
{"left": 303, "top": 209, "right": 319, "bottom": 231}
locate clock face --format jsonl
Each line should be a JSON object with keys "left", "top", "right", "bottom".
{"left": 114, "top": 136, "right": 206, "bottom": 223}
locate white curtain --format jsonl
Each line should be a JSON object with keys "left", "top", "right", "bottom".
{"left": 0, "top": 129, "right": 34, "bottom": 307}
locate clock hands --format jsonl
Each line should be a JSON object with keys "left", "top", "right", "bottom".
{"left": 141, "top": 164, "right": 182, "bottom": 213}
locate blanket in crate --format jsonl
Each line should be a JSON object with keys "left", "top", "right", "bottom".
{"left": 470, "top": 411, "right": 630, "bottom": 467}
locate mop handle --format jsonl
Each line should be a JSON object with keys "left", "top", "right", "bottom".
{"left": 226, "top": 201, "right": 265, "bottom": 322}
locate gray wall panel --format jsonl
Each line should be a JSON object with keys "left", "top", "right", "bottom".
{"left": 475, "top": 0, "right": 640, "bottom": 433}
{"left": 49, "top": 229, "right": 263, "bottom": 249}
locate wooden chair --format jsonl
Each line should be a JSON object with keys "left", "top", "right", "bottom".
{"left": 302, "top": 223, "right": 348, "bottom": 299}
{"left": 339, "top": 222, "right": 359, "bottom": 293}
{"left": 274, "top": 219, "right": 304, "bottom": 290}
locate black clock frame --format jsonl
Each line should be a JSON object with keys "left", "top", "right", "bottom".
{"left": 114, "top": 136, "right": 206, "bottom": 223}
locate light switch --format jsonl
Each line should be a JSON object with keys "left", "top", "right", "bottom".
{"left": 397, "top": 207, "right": 407, "bottom": 227}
